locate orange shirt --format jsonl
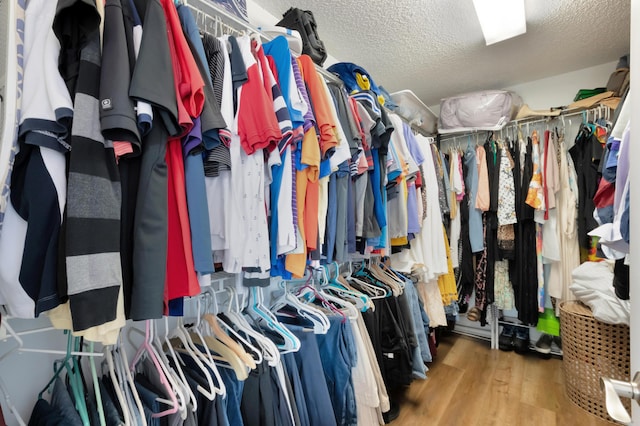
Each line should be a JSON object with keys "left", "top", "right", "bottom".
{"left": 297, "top": 55, "right": 338, "bottom": 159}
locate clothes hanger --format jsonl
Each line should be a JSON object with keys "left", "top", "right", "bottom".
{"left": 153, "top": 318, "right": 191, "bottom": 417}
{"left": 114, "top": 333, "right": 146, "bottom": 426}
{"left": 129, "top": 320, "right": 179, "bottom": 417}
{"left": 348, "top": 267, "right": 389, "bottom": 299}
{"left": 168, "top": 317, "right": 219, "bottom": 401}
{"left": 246, "top": 287, "right": 300, "bottom": 353}
{"left": 316, "top": 267, "right": 357, "bottom": 320}
{"left": 87, "top": 342, "right": 106, "bottom": 426}
{"left": 48, "top": 334, "right": 91, "bottom": 425}
{"left": 0, "top": 320, "right": 26, "bottom": 426}
{"left": 103, "top": 346, "right": 132, "bottom": 426}
{"left": 221, "top": 288, "right": 280, "bottom": 367}
{"left": 197, "top": 332, "right": 249, "bottom": 380}
{"left": 145, "top": 320, "right": 187, "bottom": 416}
{"left": 273, "top": 270, "right": 331, "bottom": 334}
{"left": 296, "top": 270, "right": 346, "bottom": 323}
{"left": 202, "top": 288, "right": 259, "bottom": 368}
{"left": 185, "top": 297, "right": 229, "bottom": 397}
{"left": 324, "top": 262, "right": 369, "bottom": 312}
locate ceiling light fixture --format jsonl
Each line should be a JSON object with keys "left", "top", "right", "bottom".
{"left": 472, "top": 0, "right": 527, "bottom": 45}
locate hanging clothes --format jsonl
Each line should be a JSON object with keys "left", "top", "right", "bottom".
{"left": 510, "top": 135, "right": 539, "bottom": 326}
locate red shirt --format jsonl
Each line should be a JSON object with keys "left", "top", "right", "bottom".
{"left": 237, "top": 36, "right": 282, "bottom": 155}
{"left": 160, "top": 0, "right": 205, "bottom": 135}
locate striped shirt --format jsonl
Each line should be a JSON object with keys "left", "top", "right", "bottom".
{"left": 66, "top": 25, "right": 123, "bottom": 331}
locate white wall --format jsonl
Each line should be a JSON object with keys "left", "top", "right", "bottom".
{"left": 246, "top": 0, "right": 341, "bottom": 67}
{"left": 429, "top": 60, "right": 618, "bottom": 115}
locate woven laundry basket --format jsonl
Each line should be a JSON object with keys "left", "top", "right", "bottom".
{"left": 560, "top": 301, "right": 631, "bottom": 423}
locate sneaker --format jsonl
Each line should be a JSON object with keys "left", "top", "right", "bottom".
{"left": 534, "top": 334, "right": 553, "bottom": 354}
{"left": 552, "top": 335, "right": 563, "bottom": 356}
{"left": 499, "top": 324, "right": 514, "bottom": 351}
{"left": 513, "top": 326, "right": 530, "bottom": 354}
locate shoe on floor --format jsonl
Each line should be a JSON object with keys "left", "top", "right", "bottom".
{"left": 534, "top": 334, "right": 553, "bottom": 354}
{"left": 467, "top": 306, "right": 481, "bottom": 322}
{"left": 552, "top": 335, "right": 563, "bottom": 356}
{"left": 499, "top": 324, "right": 514, "bottom": 351}
{"left": 513, "top": 326, "right": 530, "bottom": 354}
{"left": 383, "top": 401, "right": 400, "bottom": 423}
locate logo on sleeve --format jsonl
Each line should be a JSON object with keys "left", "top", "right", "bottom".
{"left": 101, "top": 99, "right": 113, "bottom": 111}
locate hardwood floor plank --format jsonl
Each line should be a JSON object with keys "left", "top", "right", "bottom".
{"left": 394, "top": 363, "right": 464, "bottom": 424}
{"left": 394, "top": 334, "right": 613, "bottom": 426}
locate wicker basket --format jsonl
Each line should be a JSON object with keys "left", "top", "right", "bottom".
{"left": 560, "top": 301, "right": 631, "bottom": 423}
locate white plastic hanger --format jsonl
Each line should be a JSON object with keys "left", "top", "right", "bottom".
{"left": 104, "top": 346, "right": 132, "bottom": 426}
{"left": 169, "top": 318, "right": 219, "bottom": 401}
{"left": 161, "top": 317, "right": 198, "bottom": 412}
{"left": 222, "top": 288, "right": 280, "bottom": 367}
{"left": 129, "top": 320, "right": 179, "bottom": 418}
{"left": 114, "top": 334, "right": 146, "bottom": 426}
{"left": 150, "top": 320, "right": 188, "bottom": 418}
{"left": 183, "top": 298, "right": 227, "bottom": 397}
{"left": 272, "top": 279, "right": 330, "bottom": 334}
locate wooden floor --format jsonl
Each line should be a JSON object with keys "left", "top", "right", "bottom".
{"left": 394, "top": 334, "right": 613, "bottom": 426}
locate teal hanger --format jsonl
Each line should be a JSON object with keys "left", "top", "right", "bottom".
{"left": 37, "top": 332, "right": 90, "bottom": 425}
{"left": 38, "top": 331, "right": 73, "bottom": 400}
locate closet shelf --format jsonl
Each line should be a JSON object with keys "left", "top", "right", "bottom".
{"left": 438, "top": 104, "right": 613, "bottom": 142}
{"left": 389, "top": 90, "right": 438, "bottom": 136}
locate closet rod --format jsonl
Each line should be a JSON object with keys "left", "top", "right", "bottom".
{"left": 186, "top": 0, "right": 343, "bottom": 86}
{"left": 438, "top": 105, "right": 611, "bottom": 144}
{"left": 382, "top": 106, "right": 430, "bottom": 137}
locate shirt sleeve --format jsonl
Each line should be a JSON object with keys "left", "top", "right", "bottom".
{"left": 236, "top": 36, "right": 282, "bottom": 155}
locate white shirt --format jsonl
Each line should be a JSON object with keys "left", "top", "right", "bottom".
{"left": 223, "top": 36, "right": 270, "bottom": 274}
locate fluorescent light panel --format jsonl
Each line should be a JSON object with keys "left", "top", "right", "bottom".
{"left": 472, "top": 0, "right": 526, "bottom": 45}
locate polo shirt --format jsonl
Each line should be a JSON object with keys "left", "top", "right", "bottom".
{"left": 222, "top": 36, "right": 272, "bottom": 275}
{"left": 236, "top": 38, "right": 281, "bottom": 155}
{"left": 0, "top": 0, "right": 73, "bottom": 318}
{"left": 160, "top": 0, "right": 204, "bottom": 135}
{"left": 127, "top": 0, "right": 178, "bottom": 320}
{"left": 100, "top": 0, "right": 140, "bottom": 151}
{"left": 297, "top": 55, "right": 338, "bottom": 159}
{"left": 206, "top": 36, "right": 234, "bottom": 257}
{"left": 130, "top": 0, "right": 179, "bottom": 136}
{"left": 263, "top": 36, "right": 306, "bottom": 129}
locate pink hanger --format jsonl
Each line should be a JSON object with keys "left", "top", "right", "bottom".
{"left": 129, "top": 320, "right": 179, "bottom": 418}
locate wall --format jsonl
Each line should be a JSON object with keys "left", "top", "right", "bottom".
{"left": 246, "top": 0, "right": 341, "bottom": 67}
{"left": 429, "top": 60, "right": 618, "bottom": 115}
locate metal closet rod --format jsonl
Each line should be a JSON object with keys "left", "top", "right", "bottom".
{"left": 438, "top": 106, "right": 610, "bottom": 144}
{"left": 186, "top": 0, "right": 342, "bottom": 85}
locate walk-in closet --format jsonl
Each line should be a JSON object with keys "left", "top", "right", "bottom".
{"left": 0, "top": 0, "right": 635, "bottom": 425}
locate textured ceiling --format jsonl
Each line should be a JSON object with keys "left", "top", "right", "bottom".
{"left": 256, "top": 0, "right": 630, "bottom": 107}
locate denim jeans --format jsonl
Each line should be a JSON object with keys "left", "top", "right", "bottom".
{"left": 289, "top": 324, "right": 337, "bottom": 426}
{"left": 315, "top": 316, "right": 358, "bottom": 426}
{"left": 134, "top": 381, "right": 161, "bottom": 426}
{"left": 282, "top": 353, "right": 310, "bottom": 426}
{"left": 464, "top": 146, "right": 484, "bottom": 253}
{"left": 404, "top": 278, "right": 432, "bottom": 364}
{"left": 218, "top": 365, "right": 245, "bottom": 426}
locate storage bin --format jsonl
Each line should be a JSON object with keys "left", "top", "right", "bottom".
{"left": 560, "top": 301, "right": 631, "bottom": 423}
